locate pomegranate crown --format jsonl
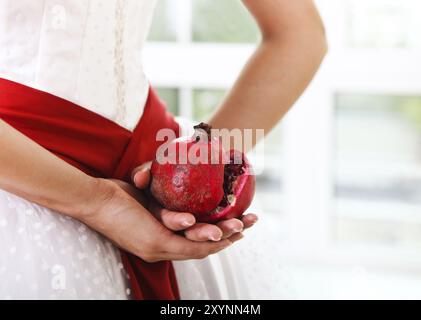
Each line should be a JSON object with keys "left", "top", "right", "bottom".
{"left": 193, "top": 122, "right": 212, "bottom": 142}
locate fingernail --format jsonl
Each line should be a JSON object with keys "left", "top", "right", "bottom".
{"left": 250, "top": 217, "right": 258, "bottom": 224}
{"left": 232, "top": 227, "right": 243, "bottom": 233}
{"left": 182, "top": 220, "right": 194, "bottom": 227}
{"left": 209, "top": 235, "right": 221, "bottom": 241}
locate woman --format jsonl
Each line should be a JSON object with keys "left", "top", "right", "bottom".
{"left": 0, "top": 0, "right": 326, "bottom": 299}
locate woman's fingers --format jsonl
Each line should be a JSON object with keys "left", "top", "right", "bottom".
{"left": 216, "top": 218, "right": 244, "bottom": 239}
{"left": 184, "top": 223, "right": 224, "bottom": 242}
{"left": 163, "top": 233, "right": 233, "bottom": 261}
{"left": 149, "top": 201, "right": 196, "bottom": 231}
{"left": 183, "top": 215, "right": 253, "bottom": 243}
{"left": 132, "top": 163, "right": 198, "bottom": 231}
{"left": 241, "top": 213, "right": 258, "bottom": 229}
{"left": 132, "top": 210, "right": 247, "bottom": 262}
{"left": 132, "top": 161, "right": 152, "bottom": 189}
{"left": 227, "top": 232, "right": 244, "bottom": 243}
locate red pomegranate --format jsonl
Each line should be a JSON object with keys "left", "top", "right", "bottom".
{"left": 150, "top": 123, "right": 255, "bottom": 223}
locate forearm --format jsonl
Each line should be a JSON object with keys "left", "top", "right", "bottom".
{"left": 209, "top": 0, "right": 327, "bottom": 149}
{"left": 0, "top": 119, "right": 108, "bottom": 218}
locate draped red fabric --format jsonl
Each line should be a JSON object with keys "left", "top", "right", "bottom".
{"left": 0, "top": 78, "right": 180, "bottom": 300}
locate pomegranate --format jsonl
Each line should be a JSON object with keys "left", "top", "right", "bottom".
{"left": 150, "top": 123, "right": 255, "bottom": 223}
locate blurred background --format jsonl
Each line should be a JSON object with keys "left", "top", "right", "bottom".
{"left": 144, "top": 0, "right": 421, "bottom": 299}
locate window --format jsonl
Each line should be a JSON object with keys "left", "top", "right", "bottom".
{"left": 192, "top": 0, "right": 259, "bottom": 43}
{"left": 148, "top": 0, "right": 177, "bottom": 42}
{"left": 346, "top": 0, "right": 421, "bottom": 48}
{"left": 155, "top": 88, "right": 179, "bottom": 115}
{"left": 334, "top": 94, "right": 421, "bottom": 246}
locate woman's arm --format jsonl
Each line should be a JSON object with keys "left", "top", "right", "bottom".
{"left": 0, "top": 119, "right": 237, "bottom": 261}
{"left": 0, "top": 119, "right": 101, "bottom": 218}
{"left": 209, "top": 0, "right": 327, "bottom": 147}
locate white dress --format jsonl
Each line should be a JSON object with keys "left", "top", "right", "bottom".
{"left": 0, "top": 0, "right": 249, "bottom": 300}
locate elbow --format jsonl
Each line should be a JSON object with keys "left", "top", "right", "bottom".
{"left": 262, "top": 20, "right": 328, "bottom": 63}
{"left": 316, "top": 28, "right": 329, "bottom": 63}
{"left": 316, "top": 18, "right": 328, "bottom": 59}
{"left": 260, "top": 4, "right": 329, "bottom": 59}
{"left": 308, "top": 15, "right": 329, "bottom": 63}
{"left": 301, "top": 27, "right": 328, "bottom": 70}
{"left": 317, "top": 33, "right": 328, "bottom": 71}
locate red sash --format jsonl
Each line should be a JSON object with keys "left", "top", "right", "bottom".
{"left": 0, "top": 78, "right": 180, "bottom": 300}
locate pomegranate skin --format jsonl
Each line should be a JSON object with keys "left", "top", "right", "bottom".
{"left": 150, "top": 123, "right": 255, "bottom": 224}
{"left": 197, "top": 150, "right": 255, "bottom": 223}
{"left": 150, "top": 135, "right": 225, "bottom": 215}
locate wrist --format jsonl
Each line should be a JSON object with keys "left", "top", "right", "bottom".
{"left": 71, "top": 177, "right": 121, "bottom": 221}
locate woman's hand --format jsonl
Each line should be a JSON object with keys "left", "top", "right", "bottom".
{"left": 79, "top": 178, "right": 243, "bottom": 262}
{"left": 131, "top": 162, "right": 258, "bottom": 242}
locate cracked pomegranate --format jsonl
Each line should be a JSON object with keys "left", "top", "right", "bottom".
{"left": 150, "top": 123, "right": 255, "bottom": 223}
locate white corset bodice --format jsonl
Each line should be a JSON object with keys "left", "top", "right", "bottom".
{"left": 0, "top": 0, "right": 157, "bottom": 130}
